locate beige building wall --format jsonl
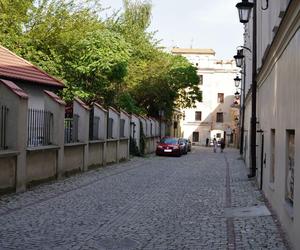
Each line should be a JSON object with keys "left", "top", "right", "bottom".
{"left": 172, "top": 48, "right": 239, "bottom": 145}
{"left": 242, "top": 1, "right": 299, "bottom": 248}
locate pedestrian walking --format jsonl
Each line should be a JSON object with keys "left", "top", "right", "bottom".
{"left": 206, "top": 138, "right": 209, "bottom": 147}
{"left": 220, "top": 138, "right": 225, "bottom": 153}
{"left": 213, "top": 138, "right": 217, "bottom": 153}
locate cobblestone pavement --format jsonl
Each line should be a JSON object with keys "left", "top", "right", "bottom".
{"left": 0, "top": 147, "right": 289, "bottom": 249}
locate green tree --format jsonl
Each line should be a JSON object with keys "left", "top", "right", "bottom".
{"left": 0, "top": 0, "right": 200, "bottom": 118}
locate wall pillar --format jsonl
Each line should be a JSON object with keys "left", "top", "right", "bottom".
{"left": 44, "top": 91, "right": 65, "bottom": 178}
{"left": 74, "top": 98, "right": 90, "bottom": 171}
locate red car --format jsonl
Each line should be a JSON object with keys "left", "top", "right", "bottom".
{"left": 156, "top": 137, "right": 185, "bottom": 157}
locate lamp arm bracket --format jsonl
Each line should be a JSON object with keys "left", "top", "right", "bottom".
{"left": 261, "top": 0, "right": 269, "bottom": 10}
{"left": 237, "top": 46, "right": 252, "bottom": 52}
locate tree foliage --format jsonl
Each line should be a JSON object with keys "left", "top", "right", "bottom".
{"left": 0, "top": 0, "right": 201, "bottom": 118}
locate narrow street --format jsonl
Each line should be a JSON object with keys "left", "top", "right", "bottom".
{"left": 0, "top": 147, "right": 288, "bottom": 250}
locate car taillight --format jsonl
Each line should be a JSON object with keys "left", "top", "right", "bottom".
{"left": 173, "top": 145, "right": 179, "bottom": 149}
{"left": 158, "top": 145, "right": 163, "bottom": 149}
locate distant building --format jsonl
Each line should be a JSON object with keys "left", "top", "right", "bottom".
{"left": 172, "top": 48, "right": 239, "bottom": 145}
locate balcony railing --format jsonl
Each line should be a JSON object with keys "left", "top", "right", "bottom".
{"left": 27, "top": 109, "right": 53, "bottom": 147}
{"left": 0, "top": 105, "right": 8, "bottom": 150}
{"left": 64, "top": 115, "right": 79, "bottom": 144}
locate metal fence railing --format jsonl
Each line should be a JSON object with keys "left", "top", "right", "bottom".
{"left": 64, "top": 114, "right": 79, "bottom": 144}
{"left": 108, "top": 118, "right": 114, "bottom": 138}
{"left": 120, "top": 119, "right": 125, "bottom": 138}
{"left": 89, "top": 116, "right": 100, "bottom": 140}
{"left": 27, "top": 109, "right": 53, "bottom": 147}
{"left": 0, "top": 105, "right": 9, "bottom": 150}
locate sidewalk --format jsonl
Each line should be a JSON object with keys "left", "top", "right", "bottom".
{"left": 225, "top": 149, "right": 290, "bottom": 250}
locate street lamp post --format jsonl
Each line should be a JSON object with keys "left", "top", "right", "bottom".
{"left": 236, "top": 0, "right": 257, "bottom": 178}
{"left": 234, "top": 49, "right": 244, "bottom": 68}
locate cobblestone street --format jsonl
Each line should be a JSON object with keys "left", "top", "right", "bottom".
{"left": 0, "top": 147, "right": 289, "bottom": 250}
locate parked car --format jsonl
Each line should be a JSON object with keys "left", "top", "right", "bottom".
{"left": 156, "top": 137, "right": 186, "bottom": 157}
{"left": 183, "top": 138, "right": 192, "bottom": 152}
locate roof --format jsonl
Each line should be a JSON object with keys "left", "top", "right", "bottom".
{"left": 171, "top": 48, "right": 216, "bottom": 55}
{"left": 74, "top": 98, "right": 90, "bottom": 111}
{"left": 0, "top": 79, "right": 28, "bottom": 99}
{"left": 108, "top": 106, "right": 120, "bottom": 114}
{"left": 44, "top": 90, "right": 66, "bottom": 106}
{"left": 120, "top": 109, "right": 131, "bottom": 118}
{"left": 93, "top": 103, "right": 107, "bottom": 113}
{"left": 0, "top": 46, "right": 64, "bottom": 88}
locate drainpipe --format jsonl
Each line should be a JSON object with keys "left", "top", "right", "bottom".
{"left": 249, "top": 0, "right": 257, "bottom": 178}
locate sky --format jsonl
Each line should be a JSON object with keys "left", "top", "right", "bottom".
{"left": 99, "top": 0, "right": 244, "bottom": 59}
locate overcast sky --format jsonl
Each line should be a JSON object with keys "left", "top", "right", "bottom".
{"left": 100, "top": 0, "right": 244, "bottom": 59}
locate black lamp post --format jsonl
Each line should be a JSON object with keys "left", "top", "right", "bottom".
{"left": 236, "top": 0, "right": 254, "bottom": 23}
{"left": 234, "top": 49, "right": 244, "bottom": 68}
{"left": 234, "top": 76, "right": 242, "bottom": 88}
{"left": 236, "top": 0, "right": 257, "bottom": 178}
{"left": 234, "top": 91, "right": 240, "bottom": 99}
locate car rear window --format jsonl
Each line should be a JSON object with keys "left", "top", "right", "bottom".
{"left": 161, "top": 138, "right": 178, "bottom": 144}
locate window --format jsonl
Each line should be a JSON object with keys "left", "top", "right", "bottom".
{"left": 216, "top": 112, "right": 223, "bottom": 123}
{"left": 286, "top": 130, "right": 295, "bottom": 205}
{"left": 218, "top": 93, "right": 224, "bottom": 103}
{"left": 216, "top": 133, "right": 221, "bottom": 138}
{"left": 192, "top": 132, "right": 199, "bottom": 142}
{"left": 199, "top": 75, "right": 203, "bottom": 85}
{"left": 195, "top": 111, "right": 202, "bottom": 121}
{"left": 199, "top": 90, "right": 203, "bottom": 102}
{"left": 120, "top": 119, "right": 125, "bottom": 138}
{"left": 270, "top": 129, "right": 275, "bottom": 183}
{"left": 108, "top": 118, "right": 114, "bottom": 138}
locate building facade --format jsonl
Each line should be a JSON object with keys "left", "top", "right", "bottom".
{"left": 240, "top": 0, "right": 299, "bottom": 248}
{"left": 172, "top": 48, "right": 239, "bottom": 146}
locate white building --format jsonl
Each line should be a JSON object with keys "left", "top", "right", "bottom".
{"left": 172, "top": 48, "right": 239, "bottom": 145}
{"left": 239, "top": 0, "right": 299, "bottom": 248}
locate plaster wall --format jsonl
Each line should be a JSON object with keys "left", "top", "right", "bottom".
{"left": 93, "top": 105, "right": 107, "bottom": 140}
{"left": 88, "top": 143, "right": 104, "bottom": 167}
{"left": 74, "top": 101, "right": 89, "bottom": 143}
{"left": 257, "top": 29, "right": 300, "bottom": 248}
{"left": 119, "top": 139, "right": 129, "bottom": 161}
{"left": 146, "top": 119, "right": 151, "bottom": 137}
{"left": 63, "top": 145, "right": 84, "bottom": 172}
{"left": 106, "top": 141, "right": 117, "bottom": 164}
{"left": 26, "top": 150, "right": 57, "bottom": 182}
{"left": 131, "top": 115, "right": 140, "bottom": 149}
{"left": 0, "top": 157, "right": 16, "bottom": 190}
{"left": 15, "top": 83, "right": 59, "bottom": 109}
{"left": 0, "top": 84, "right": 25, "bottom": 149}
{"left": 109, "top": 109, "right": 120, "bottom": 139}
{"left": 120, "top": 112, "right": 130, "bottom": 138}
{"left": 140, "top": 118, "right": 147, "bottom": 136}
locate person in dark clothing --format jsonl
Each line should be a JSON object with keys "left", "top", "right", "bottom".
{"left": 206, "top": 138, "right": 209, "bottom": 147}
{"left": 220, "top": 138, "right": 225, "bottom": 153}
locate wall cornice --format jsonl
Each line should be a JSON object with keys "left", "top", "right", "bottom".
{"left": 257, "top": 1, "right": 300, "bottom": 88}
